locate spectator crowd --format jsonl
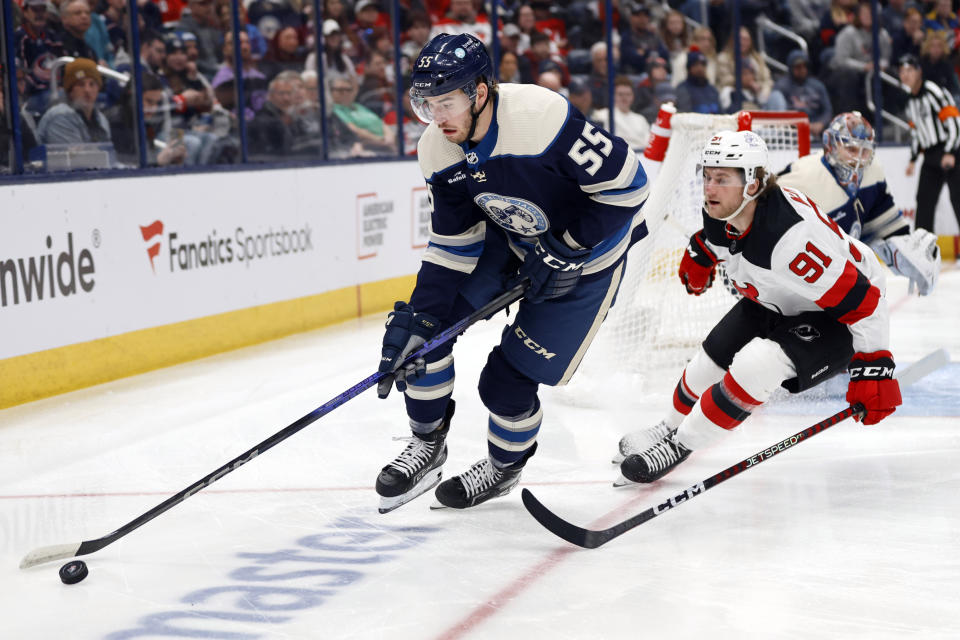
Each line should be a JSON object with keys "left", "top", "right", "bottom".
{"left": 4, "top": 0, "right": 960, "bottom": 172}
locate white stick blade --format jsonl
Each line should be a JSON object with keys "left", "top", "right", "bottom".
{"left": 19, "top": 543, "right": 82, "bottom": 569}
{"left": 897, "top": 348, "right": 950, "bottom": 388}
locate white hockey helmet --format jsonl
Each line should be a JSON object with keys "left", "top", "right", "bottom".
{"left": 700, "top": 130, "right": 770, "bottom": 220}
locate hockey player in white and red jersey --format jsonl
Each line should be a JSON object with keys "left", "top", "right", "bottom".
{"left": 617, "top": 129, "right": 902, "bottom": 484}
{"left": 778, "top": 111, "right": 941, "bottom": 295}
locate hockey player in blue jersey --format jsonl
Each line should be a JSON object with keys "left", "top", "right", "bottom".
{"left": 778, "top": 111, "right": 941, "bottom": 295}
{"left": 373, "top": 33, "right": 650, "bottom": 512}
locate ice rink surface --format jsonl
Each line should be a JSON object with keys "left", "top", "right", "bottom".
{"left": 2, "top": 268, "right": 958, "bottom": 640}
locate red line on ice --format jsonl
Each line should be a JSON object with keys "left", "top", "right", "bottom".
{"left": 431, "top": 491, "right": 653, "bottom": 640}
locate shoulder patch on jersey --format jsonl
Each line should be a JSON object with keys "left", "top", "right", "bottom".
{"left": 742, "top": 188, "right": 805, "bottom": 269}
{"left": 417, "top": 123, "right": 467, "bottom": 179}
{"left": 474, "top": 192, "right": 549, "bottom": 236}
{"left": 491, "top": 84, "right": 569, "bottom": 159}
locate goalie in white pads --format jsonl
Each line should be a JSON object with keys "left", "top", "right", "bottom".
{"left": 778, "top": 111, "right": 940, "bottom": 295}
{"left": 617, "top": 130, "right": 902, "bottom": 484}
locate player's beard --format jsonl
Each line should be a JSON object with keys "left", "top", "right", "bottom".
{"left": 438, "top": 119, "right": 469, "bottom": 144}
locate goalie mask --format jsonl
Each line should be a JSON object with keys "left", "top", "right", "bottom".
{"left": 823, "top": 111, "right": 875, "bottom": 197}
{"left": 700, "top": 130, "right": 770, "bottom": 221}
{"left": 409, "top": 33, "right": 494, "bottom": 133}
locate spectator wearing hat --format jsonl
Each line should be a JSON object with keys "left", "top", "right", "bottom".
{"left": 305, "top": 19, "right": 357, "bottom": 82}
{"left": 620, "top": 2, "right": 669, "bottom": 75}
{"left": 774, "top": 49, "right": 832, "bottom": 138}
{"left": 594, "top": 76, "right": 651, "bottom": 153}
{"left": 675, "top": 48, "right": 720, "bottom": 114}
{"left": 431, "top": 0, "right": 493, "bottom": 46}
{"left": 499, "top": 24, "right": 535, "bottom": 83}
{"left": 672, "top": 27, "right": 717, "bottom": 87}
{"left": 161, "top": 34, "right": 214, "bottom": 129}
{"left": 177, "top": 0, "right": 223, "bottom": 79}
{"left": 37, "top": 58, "right": 112, "bottom": 146}
{"left": 13, "top": 0, "right": 64, "bottom": 112}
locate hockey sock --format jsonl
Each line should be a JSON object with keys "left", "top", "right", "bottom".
{"left": 667, "top": 348, "right": 726, "bottom": 426}
{"left": 677, "top": 338, "right": 795, "bottom": 449}
{"left": 487, "top": 397, "right": 542, "bottom": 467}
{"left": 404, "top": 354, "right": 455, "bottom": 434}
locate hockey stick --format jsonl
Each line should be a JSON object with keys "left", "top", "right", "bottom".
{"left": 522, "top": 347, "right": 949, "bottom": 549}
{"left": 19, "top": 282, "right": 528, "bottom": 570}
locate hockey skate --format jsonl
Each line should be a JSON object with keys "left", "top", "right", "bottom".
{"left": 432, "top": 443, "right": 537, "bottom": 509}
{"left": 376, "top": 400, "right": 455, "bottom": 514}
{"left": 616, "top": 432, "right": 691, "bottom": 485}
{"left": 611, "top": 420, "right": 675, "bottom": 464}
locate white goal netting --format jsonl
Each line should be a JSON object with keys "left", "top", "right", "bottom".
{"left": 559, "top": 110, "right": 811, "bottom": 407}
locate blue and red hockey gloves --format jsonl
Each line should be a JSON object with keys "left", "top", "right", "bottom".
{"left": 518, "top": 232, "right": 591, "bottom": 304}
{"left": 678, "top": 229, "right": 718, "bottom": 296}
{"left": 846, "top": 351, "right": 902, "bottom": 425}
{"left": 377, "top": 302, "right": 440, "bottom": 399}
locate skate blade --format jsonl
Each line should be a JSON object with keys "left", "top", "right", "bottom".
{"left": 611, "top": 452, "right": 625, "bottom": 465}
{"left": 378, "top": 468, "right": 442, "bottom": 514}
{"left": 428, "top": 500, "right": 449, "bottom": 510}
{"left": 612, "top": 474, "right": 635, "bottom": 488}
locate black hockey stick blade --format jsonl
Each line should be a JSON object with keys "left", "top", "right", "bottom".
{"left": 522, "top": 346, "right": 950, "bottom": 549}
{"left": 522, "top": 405, "right": 860, "bottom": 549}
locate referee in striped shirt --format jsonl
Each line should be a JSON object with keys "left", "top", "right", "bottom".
{"left": 898, "top": 53, "right": 960, "bottom": 233}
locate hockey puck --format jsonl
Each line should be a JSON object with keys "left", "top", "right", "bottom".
{"left": 59, "top": 560, "right": 88, "bottom": 585}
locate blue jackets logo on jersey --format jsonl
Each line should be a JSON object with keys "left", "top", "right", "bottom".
{"left": 474, "top": 193, "right": 549, "bottom": 236}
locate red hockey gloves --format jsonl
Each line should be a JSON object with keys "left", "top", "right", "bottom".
{"left": 846, "top": 351, "right": 902, "bottom": 425}
{"left": 678, "top": 230, "right": 718, "bottom": 296}
{"left": 377, "top": 302, "right": 440, "bottom": 399}
{"left": 518, "top": 232, "right": 591, "bottom": 304}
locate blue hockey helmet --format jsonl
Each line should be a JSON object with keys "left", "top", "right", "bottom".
{"left": 409, "top": 33, "right": 494, "bottom": 124}
{"left": 823, "top": 111, "right": 875, "bottom": 196}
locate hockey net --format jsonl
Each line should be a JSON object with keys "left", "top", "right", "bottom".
{"left": 561, "top": 110, "right": 811, "bottom": 405}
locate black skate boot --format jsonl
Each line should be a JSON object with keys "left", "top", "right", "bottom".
{"left": 376, "top": 400, "right": 455, "bottom": 514}
{"left": 619, "top": 432, "right": 691, "bottom": 484}
{"left": 432, "top": 443, "right": 537, "bottom": 509}
{"left": 612, "top": 420, "right": 674, "bottom": 464}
